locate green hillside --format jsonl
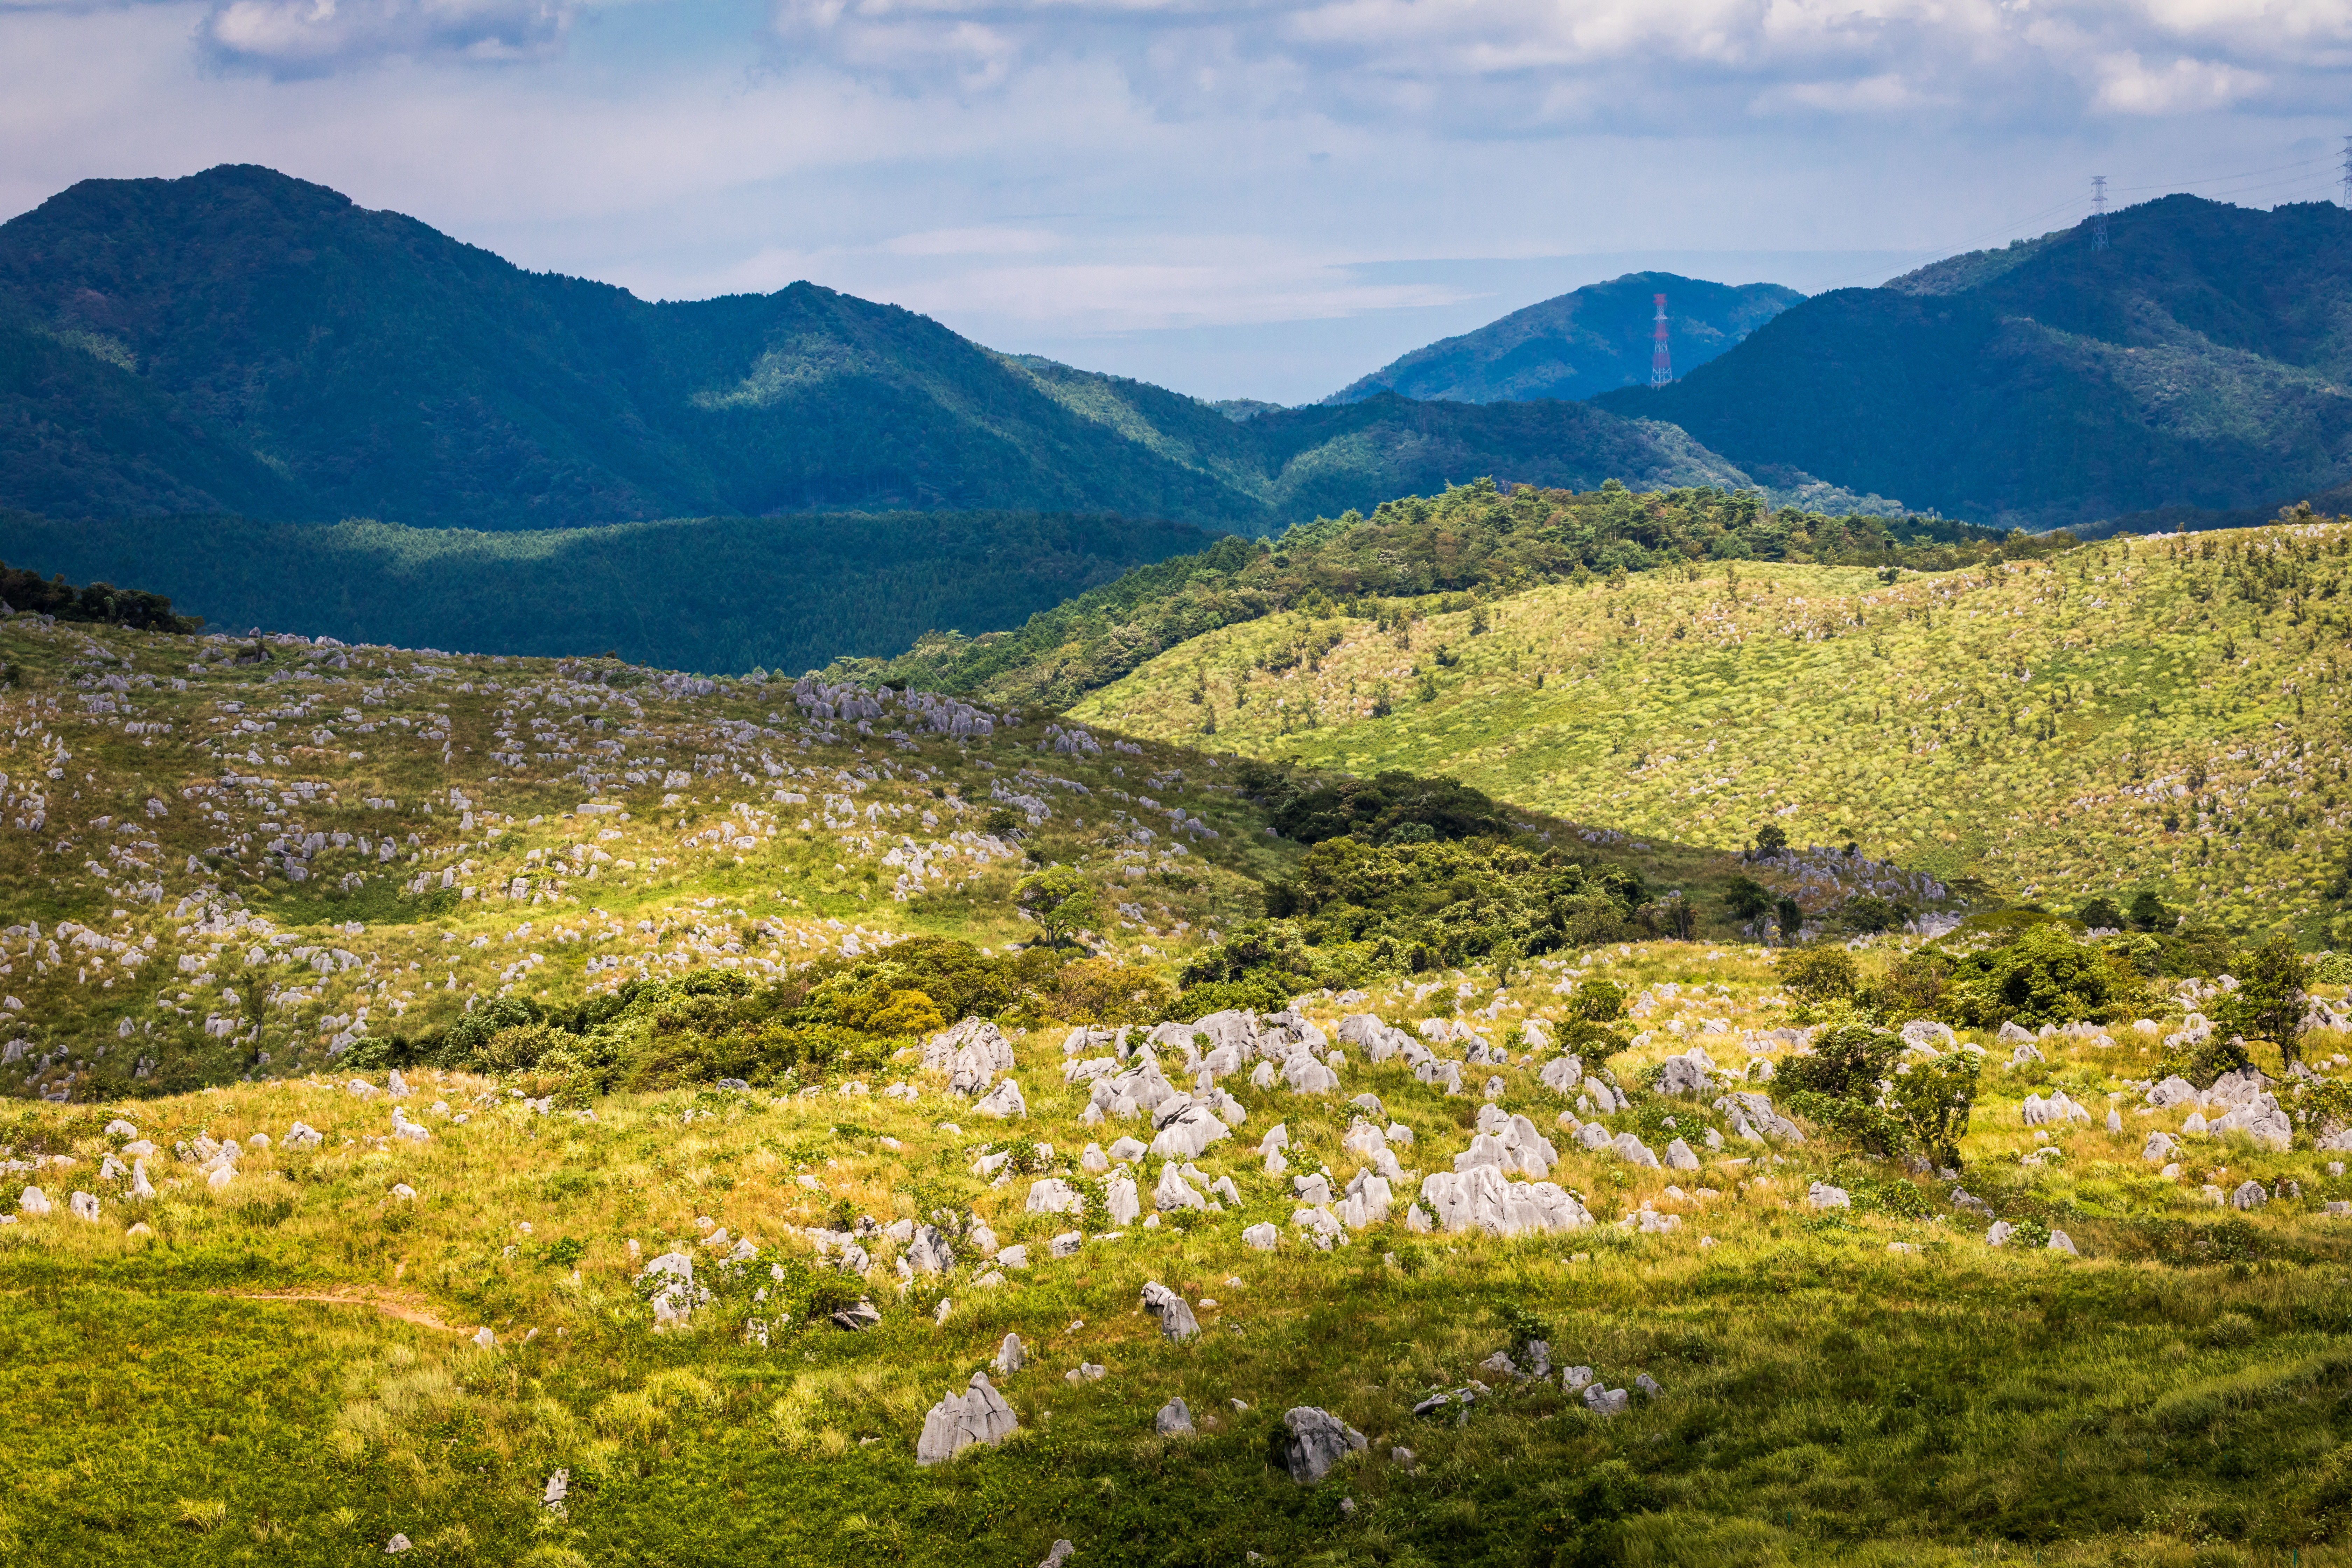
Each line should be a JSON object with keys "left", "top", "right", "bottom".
{"left": 1326, "top": 271, "right": 1803, "bottom": 405}
{"left": 0, "top": 507, "right": 1211, "bottom": 676}
{"left": 842, "top": 479, "right": 2053, "bottom": 712}
{"left": 5, "top": 588, "right": 2352, "bottom": 1565}
{"left": 1596, "top": 197, "right": 2352, "bottom": 532}
{"left": 0, "top": 167, "right": 1872, "bottom": 536}
{"left": 1073, "top": 517, "right": 2352, "bottom": 941}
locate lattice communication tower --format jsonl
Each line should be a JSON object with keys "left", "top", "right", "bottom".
{"left": 1650, "top": 294, "right": 1672, "bottom": 387}
{"left": 2091, "top": 175, "right": 2108, "bottom": 251}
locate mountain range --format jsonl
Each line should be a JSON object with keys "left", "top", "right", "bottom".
{"left": 0, "top": 166, "right": 1876, "bottom": 534}
{"left": 1597, "top": 196, "right": 2352, "bottom": 531}
{"left": 1325, "top": 271, "right": 1801, "bottom": 405}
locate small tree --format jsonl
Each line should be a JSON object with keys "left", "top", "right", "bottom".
{"left": 1774, "top": 896, "right": 1804, "bottom": 941}
{"left": 1014, "top": 866, "right": 1097, "bottom": 950}
{"left": 1567, "top": 979, "right": 1625, "bottom": 1024}
{"left": 2222, "top": 933, "right": 2311, "bottom": 1067}
{"left": 1779, "top": 946, "right": 1858, "bottom": 1005}
{"left": 2078, "top": 895, "right": 2124, "bottom": 931}
{"left": 1723, "top": 875, "right": 1772, "bottom": 923}
{"left": 2128, "top": 890, "right": 2173, "bottom": 932}
{"left": 1888, "top": 1051, "right": 1980, "bottom": 1170}
{"left": 1754, "top": 824, "right": 1789, "bottom": 859}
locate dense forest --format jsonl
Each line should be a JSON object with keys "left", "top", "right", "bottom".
{"left": 0, "top": 508, "right": 1207, "bottom": 673}
{"left": 839, "top": 478, "right": 2067, "bottom": 707}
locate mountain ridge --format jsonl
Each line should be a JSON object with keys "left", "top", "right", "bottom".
{"left": 0, "top": 165, "right": 1874, "bottom": 533}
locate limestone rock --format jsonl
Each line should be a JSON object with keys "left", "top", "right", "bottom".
{"left": 2047, "top": 1230, "right": 2079, "bottom": 1255}
{"left": 1049, "top": 1231, "right": 1084, "bottom": 1259}
{"left": 19, "top": 1185, "right": 51, "bottom": 1217}
{"left": 1154, "top": 1396, "right": 1195, "bottom": 1435}
{"left": 68, "top": 1190, "right": 98, "bottom": 1222}
{"left": 973, "top": 1079, "right": 1028, "bottom": 1120}
{"left": 1664, "top": 1138, "right": 1700, "bottom": 1171}
{"left": 916, "top": 1372, "right": 1018, "bottom": 1465}
{"left": 1281, "top": 1406, "right": 1367, "bottom": 1484}
{"left": 1417, "top": 1165, "right": 1593, "bottom": 1236}
{"left": 1242, "top": 1222, "right": 1279, "bottom": 1250}
{"left": 1807, "top": 1182, "right": 1850, "bottom": 1210}
{"left": 831, "top": 1298, "right": 882, "bottom": 1330}
{"left": 1140, "top": 1281, "right": 1200, "bottom": 1342}
{"left": 1153, "top": 1163, "right": 1206, "bottom": 1212}
{"left": 1610, "top": 1132, "right": 1661, "bottom": 1169}
{"left": 1027, "top": 1178, "right": 1084, "bottom": 1215}
{"left": 2230, "top": 1180, "right": 2269, "bottom": 1211}
{"left": 995, "top": 1333, "right": 1027, "bottom": 1374}
{"left": 909, "top": 1225, "right": 956, "bottom": 1274}
{"left": 1653, "top": 1049, "right": 1717, "bottom": 1097}
{"left": 1583, "top": 1385, "right": 1631, "bottom": 1416}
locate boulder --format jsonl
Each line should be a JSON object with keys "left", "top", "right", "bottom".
{"left": 1583, "top": 1385, "right": 1631, "bottom": 1416}
{"left": 1280, "top": 1406, "right": 1367, "bottom": 1484}
{"left": 1664, "top": 1138, "right": 1700, "bottom": 1171}
{"left": 1080, "top": 1142, "right": 1109, "bottom": 1172}
{"left": 1634, "top": 1372, "right": 1663, "bottom": 1399}
{"left": 1610, "top": 1132, "right": 1661, "bottom": 1169}
{"left": 2230, "top": 1180, "right": 2269, "bottom": 1211}
{"left": 68, "top": 1190, "right": 98, "bottom": 1222}
{"left": 1140, "top": 1281, "right": 1200, "bottom": 1342}
{"left": 1997, "top": 1021, "right": 2035, "bottom": 1046}
{"left": 1900, "top": 1020, "right": 1956, "bottom": 1051}
{"left": 1293, "top": 1205, "right": 1346, "bottom": 1249}
{"left": 973, "top": 1079, "right": 1028, "bottom": 1120}
{"left": 2047, "top": 1230, "right": 2079, "bottom": 1256}
{"left": 1416, "top": 1165, "right": 1594, "bottom": 1236}
{"left": 103, "top": 1118, "right": 138, "bottom": 1140}
{"left": 1713, "top": 1091, "right": 1805, "bottom": 1144}
{"left": 908, "top": 1225, "right": 956, "bottom": 1274}
{"left": 1653, "top": 1050, "right": 1716, "bottom": 1097}
{"left": 1027, "top": 1178, "right": 1084, "bottom": 1216}
{"left": 2142, "top": 1131, "right": 2180, "bottom": 1163}
{"left": 2210, "top": 1094, "right": 2292, "bottom": 1152}
{"left": 1337, "top": 1014, "right": 1416, "bottom": 1062}
{"left": 1154, "top": 1163, "right": 1206, "bottom": 1212}
{"left": 1104, "top": 1174, "right": 1141, "bottom": 1227}
{"left": 915, "top": 1372, "right": 1018, "bottom": 1465}
{"left": 1049, "top": 1232, "right": 1084, "bottom": 1259}
{"left": 1242, "top": 1222, "right": 1279, "bottom": 1250}
{"left": 831, "top": 1297, "right": 882, "bottom": 1331}
{"left": 1149, "top": 1098, "right": 1230, "bottom": 1161}
{"left": 1807, "top": 1182, "right": 1850, "bottom": 1210}
{"left": 995, "top": 1333, "right": 1027, "bottom": 1374}
{"left": 1986, "top": 1220, "right": 2016, "bottom": 1246}
{"left": 19, "top": 1186, "right": 51, "bottom": 1217}
{"left": 1108, "top": 1135, "right": 1149, "bottom": 1163}
{"left": 996, "top": 1245, "right": 1030, "bottom": 1270}
{"left": 1537, "top": 1055, "right": 1588, "bottom": 1096}
{"left": 1154, "top": 1397, "right": 1195, "bottom": 1436}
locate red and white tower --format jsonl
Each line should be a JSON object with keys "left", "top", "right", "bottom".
{"left": 1649, "top": 293, "right": 1672, "bottom": 387}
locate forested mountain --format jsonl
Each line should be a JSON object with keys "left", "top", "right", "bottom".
{"left": 1325, "top": 272, "right": 1802, "bottom": 405}
{"left": 0, "top": 166, "right": 1870, "bottom": 533}
{"left": 1595, "top": 197, "right": 2352, "bottom": 531}
{"left": 0, "top": 507, "right": 1207, "bottom": 675}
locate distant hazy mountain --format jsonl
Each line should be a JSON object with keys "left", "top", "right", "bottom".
{"left": 1326, "top": 272, "right": 1804, "bottom": 406}
{"left": 0, "top": 167, "right": 1856, "bottom": 534}
{"left": 1593, "top": 197, "right": 2352, "bottom": 531}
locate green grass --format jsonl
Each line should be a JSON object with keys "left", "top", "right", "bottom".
{"left": 3, "top": 944, "right": 2351, "bottom": 1563}
{"left": 1073, "top": 523, "right": 2352, "bottom": 939}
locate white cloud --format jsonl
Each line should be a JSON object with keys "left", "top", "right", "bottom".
{"left": 200, "top": 0, "right": 581, "bottom": 75}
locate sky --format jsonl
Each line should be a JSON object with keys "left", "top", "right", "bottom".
{"left": 3, "top": 0, "right": 2350, "bottom": 404}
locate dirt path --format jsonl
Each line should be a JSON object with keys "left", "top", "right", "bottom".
{"left": 213, "top": 1288, "right": 464, "bottom": 1334}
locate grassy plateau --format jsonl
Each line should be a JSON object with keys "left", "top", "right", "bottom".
{"left": 4, "top": 568, "right": 2352, "bottom": 1566}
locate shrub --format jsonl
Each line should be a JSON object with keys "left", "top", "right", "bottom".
{"left": 1780, "top": 1022, "right": 1900, "bottom": 1101}
{"left": 1567, "top": 979, "right": 1625, "bottom": 1024}
{"left": 1174, "top": 975, "right": 1297, "bottom": 1017}
{"left": 1861, "top": 948, "right": 1952, "bottom": 1022}
{"left": 1723, "top": 876, "right": 1772, "bottom": 922}
{"left": 1779, "top": 947, "right": 1859, "bottom": 1005}
{"left": 1048, "top": 959, "right": 1176, "bottom": 1024}
{"left": 1887, "top": 1051, "right": 1980, "bottom": 1170}
{"left": 1839, "top": 894, "right": 1913, "bottom": 934}
{"left": 1013, "top": 865, "right": 1097, "bottom": 948}
{"left": 2220, "top": 934, "right": 2312, "bottom": 1066}
{"left": 1946, "top": 923, "right": 2144, "bottom": 1027}
{"left": 2079, "top": 895, "right": 2125, "bottom": 931}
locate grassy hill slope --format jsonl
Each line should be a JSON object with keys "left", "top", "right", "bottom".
{"left": 1326, "top": 271, "right": 1804, "bottom": 405}
{"left": 1597, "top": 197, "right": 2352, "bottom": 531}
{"left": 1073, "top": 520, "right": 2352, "bottom": 940}
{"left": 844, "top": 480, "right": 2054, "bottom": 712}
{"left": 5, "top": 586, "right": 2352, "bottom": 1564}
{"left": 0, "top": 507, "right": 1213, "bottom": 676}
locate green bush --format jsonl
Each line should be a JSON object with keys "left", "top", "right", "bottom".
{"left": 1778, "top": 947, "right": 1859, "bottom": 1006}
{"left": 1946, "top": 922, "right": 2145, "bottom": 1027}
{"left": 1567, "top": 979, "right": 1625, "bottom": 1023}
